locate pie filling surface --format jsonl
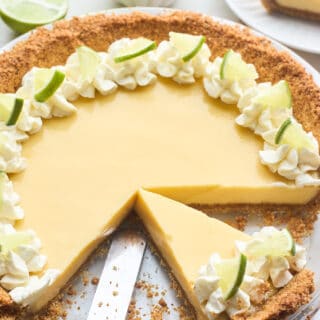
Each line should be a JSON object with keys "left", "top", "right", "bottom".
{"left": 10, "top": 79, "right": 315, "bottom": 310}
{"left": 276, "top": 0, "right": 320, "bottom": 13}
{"left": 0, "top": 10, "right": 319, "bottom": 320}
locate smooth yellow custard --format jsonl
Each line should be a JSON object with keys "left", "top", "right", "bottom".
{"left": 135, "top": 189, "right": 251, "bottom": 319}
{"left": 11, "top": 79, "right": 318, "bottom": 310}
{"left": 277, "top": 0, "right": 320, "bottom": 13}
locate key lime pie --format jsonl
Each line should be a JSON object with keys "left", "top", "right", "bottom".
{"left": 0, "top": 10, "right": 319, "bottom": 320}
{"left": 261, "top": 0, "right": 320, "bottom": 21}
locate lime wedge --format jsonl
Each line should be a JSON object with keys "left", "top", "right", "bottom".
{"left": 169, "top": 32, "right": 206, "bottom": 62}
{"left": 275, "top": 118, "right": 315, "bottom": 151}
{"left": 77, "top": 46, "right": 100, "bottom": 81}
{"left": 0, "top": 232, "right": 33, "bottom": 254}
{"left": 34, "top": 69, "right": 65, "bottom": 103}
{"left": 0, "top": 94, "right": 24, "bottom": 126}
{"left": 114, "top": 38, "right": 156, "bottom": 63}
{"left": 253, "top": 80, "right": 292, "bottom": 110}
{"left": 0, "top": 0, "right": 68, "bottom": 34}
{"left": 220, "top": 50, "right": 258, "bottom": 81}
{"left": 246, "top": 229, "right": 296, "bottom": 258}
{"left": 275, "top": 118, "right": 292, "bottom": 145}
{"left": 215, "top": 254, "right": 247, "bottom": 300}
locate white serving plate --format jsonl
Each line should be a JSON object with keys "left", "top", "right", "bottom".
{"left": 225, "top": 0, "right": 320, "bottom": 55}
{"left": 1, "top": 7, "right": 320, "bottom": 319}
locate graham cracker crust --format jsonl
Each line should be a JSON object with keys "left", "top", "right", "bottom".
{"left": 235, "top": 269, "right": 314, "bottom": 320}
{"left": 261, "top": 0, "right": 320, "bottom": 21}
{"left": 1, "top": 11, "right": 320, "bottom": 140}
{"left": 192, "top": 192, "right": 320, "bottom": 242}
{"left": 0, "top": 10, "right": 319, "bottom": 320}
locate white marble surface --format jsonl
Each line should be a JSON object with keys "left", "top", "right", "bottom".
{"left": 0, "top": 0, "right": 319, "bottom": 71}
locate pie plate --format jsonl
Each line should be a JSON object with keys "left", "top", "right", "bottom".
{"left": 1, "top": 7, "right": 320, "bottom": 320}
{"left": 224, "top": 0, "right": 320, "bottom": 55}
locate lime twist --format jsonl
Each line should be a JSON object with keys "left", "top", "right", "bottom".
{"left": 0, "top": 94, "right": 24, "bottom": 126}
{"left": 245, "top": 229, "right": 296, "bottom": 258}
{"left": 253, "top": 80, "right": 292, "bottom": 110}
{"left": 275, "top": 118, "right": 315, "bottom": 151}
{"left": 77, "top": 46, "right": 101, "bottom": 81}
{"left": 114, "top": 38, "right": 157, "bottom": 63}
{"left": 34, "top": 69, "right": 65, "bottom": 103}
{"left": 169, "top": 32, "right": 206, "bottom": 62}
{"left": 220, "top": 49, "right": 258, "bottom": 81}
{"left": 215, "top": 254, "right": 247, "bottom": 300}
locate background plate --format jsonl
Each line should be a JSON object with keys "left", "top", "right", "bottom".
{"left": 225, "top": 0, "right": 320, "bottom": 54}
{"left": 1, "top": 6, "right": 320, "bottom": 319}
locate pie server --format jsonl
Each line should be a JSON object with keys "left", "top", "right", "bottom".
{"left": 87, "top": 230, "right": 146, "bottom": 320}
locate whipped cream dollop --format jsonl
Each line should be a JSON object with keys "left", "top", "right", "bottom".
{"left": 194, "top": 254, "right": 264, "bottom": 319}
{"left": 0, "top": 223, "right": 52, "bottom": 295}
{"left": 9, "top": 269, "right": 60, "bottom": 306}
{"left": 104, "top": 38, "right": 157, "bottom": 90}
{"left": 195, "top": 227, "right": 306, "bottom": 319}
{"left": 237, "top": 227, "right": 306, "bottom": 288}
{"left": 0, "top": 125, "right": 27, "bottom": 173}
{"left": 236, "top": 82, "right": 292, "bottom": 136}
{"left": 62, "top": 51, "right": 118, "bottom": 100}
{"left": 0, "top": 94, "right": 42, "bottom": 135}
{"left": 0, "top": 34, "right": 316, "bottom": 308}
{"left": 17, "top": 67, "right": 77, "bottom": 119}
{"left": 151, "top": 40, "right": 211, "bottom": 84}
{"left": 203, "top": 56, "right": 258, "bottom": 104}
{"left": 0, "top": 173, "right": 24, "bottom": 223}
{"left": 16, "top": 99, "right": 43, "bottom": 135}
{"left": 260, "top": 126, "right": 320, "bottom": 185}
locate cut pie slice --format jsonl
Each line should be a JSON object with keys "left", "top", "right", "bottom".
{"left": 135, "top": 189, "right": 314, "bottom": 320}
{"left": 135, "top": 189, "right": 250, "bottom": 319}
{"left": 261, "top": 0, "right": 320, "bottom": 21}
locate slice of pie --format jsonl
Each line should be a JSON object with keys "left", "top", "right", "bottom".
{"left": 135, "top": 189, "right": 314, "bottom": 320}
{"left": 261, "top": 0, "right": 320, "bottom": 21}
{"left": 0, "top": 10, "right": 319, "bottom": 320}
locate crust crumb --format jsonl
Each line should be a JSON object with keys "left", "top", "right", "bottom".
{"left": 0, "top": 286, "right": 13, "bottom": 309}
{"left": 235, "top": 269, "right": 315, "bottom": 320}
{"left": 91, "top": 277, "right": 99, "bottom": 285}
{"left": 193, "top": 199, "right": 320, "bottom": 243}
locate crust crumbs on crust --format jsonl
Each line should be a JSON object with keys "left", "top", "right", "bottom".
{"left": 192, "top": 193, "right": 320, "bottom": 242}
{"left": 0, "top": 11, "right": 318, "bottom": 320}
{"left": 0, "top": 11, "right": 320, "bottom": 140}
{"left": 235, "top": 269, "right": 315, "bottom": 320}
{"left": 0, "top": 286, "right": 12, "bottom": 309}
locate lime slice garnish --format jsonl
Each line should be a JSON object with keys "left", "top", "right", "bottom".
{"left": 77, "top": 46, "right": 100, "bottom": 81}
{"left": 275, "top": 118, "right": 292, "bottom": 145}
{"left": 114, "top": 38, "right": 156, "bottom": 63}
{"left": 246, "top": 229, "right": 296, "bottom": 258}
{"left": 253, "top": 80, "right": 292, "bottom": 110}
{"left": 34, "top": 69, "right": 65, "bottom": 103}
{"left": 220, "top": 49, "right": 258, "bottom": 81}
{"left": 0, "top": 0, "right": 68, "bottom": 34}
{"left": 0, "top": 232, "right": 33, "bottom": 254}
{"left": 169, "top": 32, "right": 206, "bottom": 62}
{"left": 0, "top": 94, "right": 24, "bottom": 126}
{"left": 275, "top": 118, "right": 315, "bottom": 151}
{"left": 215, "top": 254, "right": 247, "bottom": 300}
